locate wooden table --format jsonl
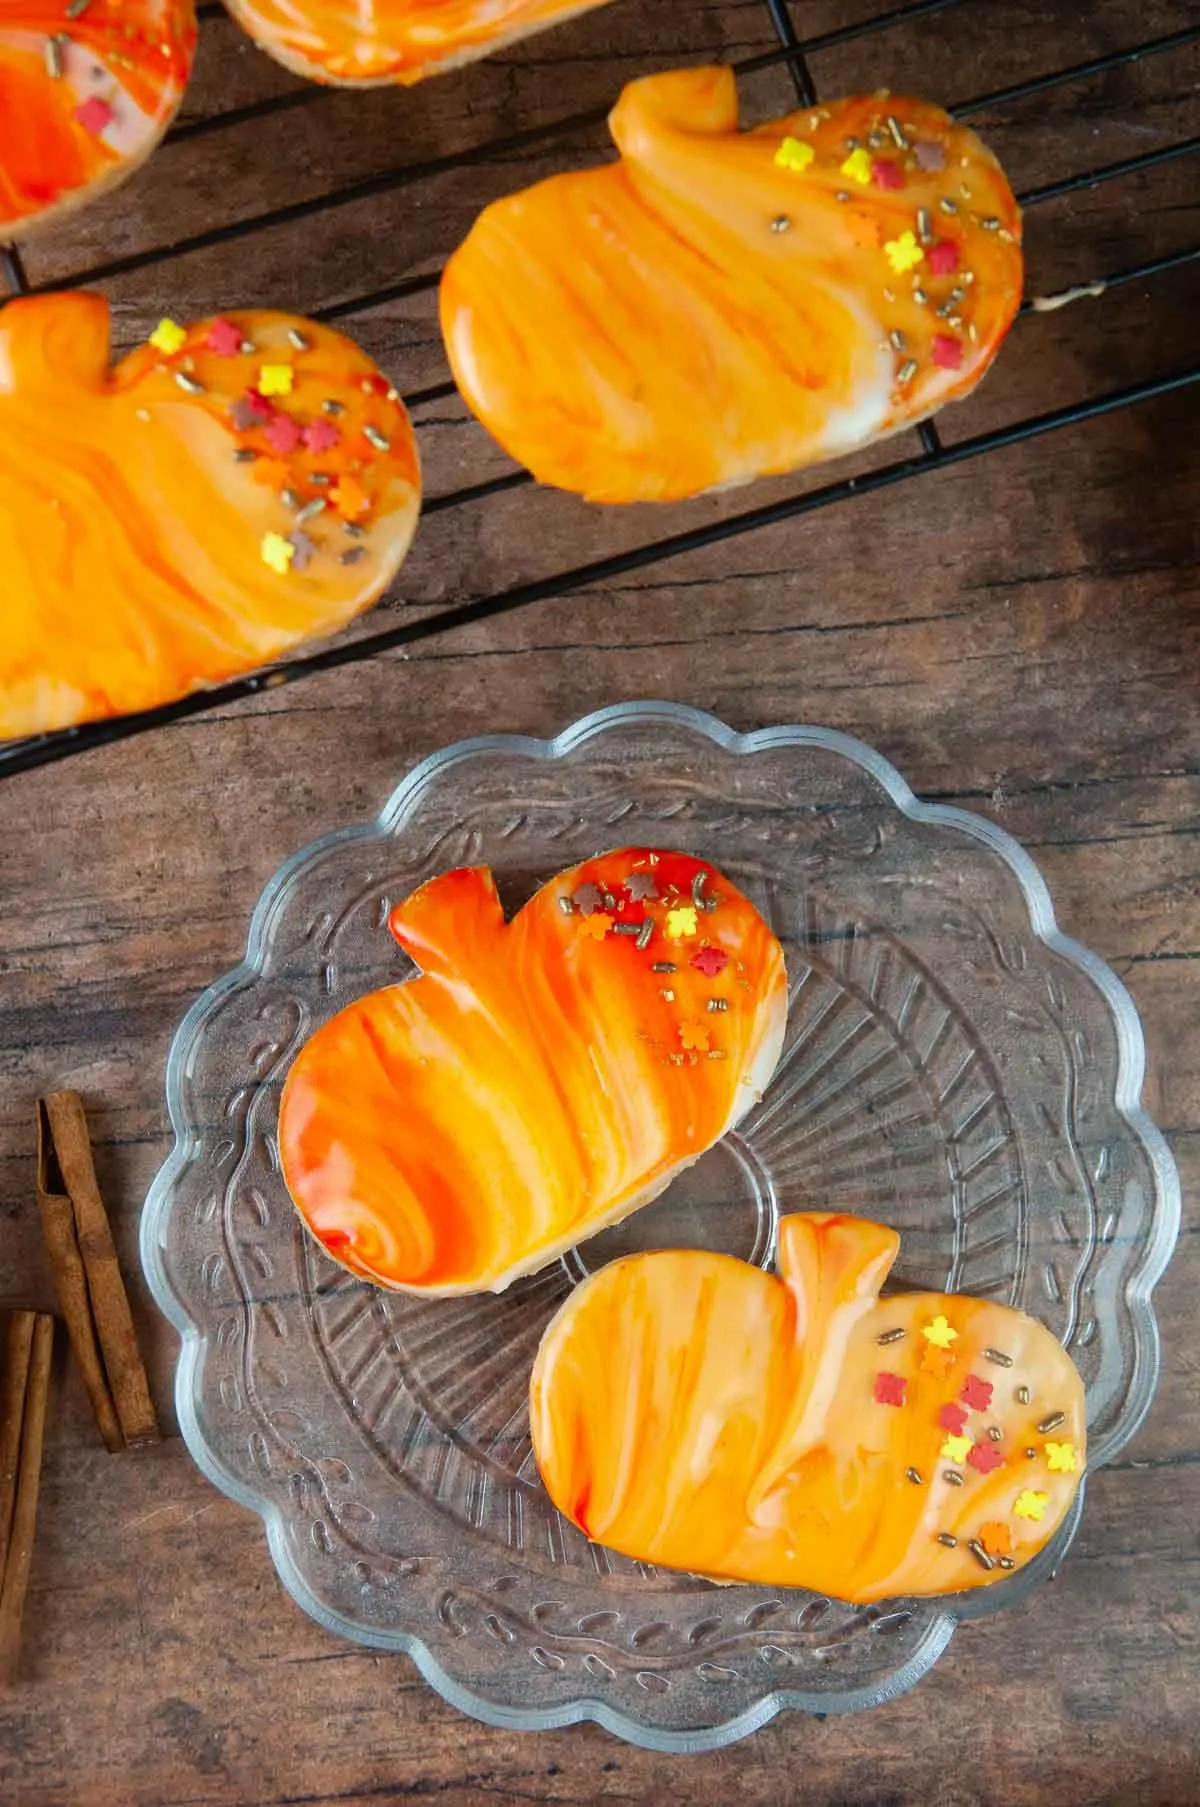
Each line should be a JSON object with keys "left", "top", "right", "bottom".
{"left": 1, "top": 0, "right": 1197, "bottom": 1800}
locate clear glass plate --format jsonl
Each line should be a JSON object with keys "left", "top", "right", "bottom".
{"left": 142, "top": 702, "right": 1179, "bottom": 1751}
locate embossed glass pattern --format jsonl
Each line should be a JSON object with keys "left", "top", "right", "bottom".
{"left": 142, "top": 704, "right": 1179, "bottom": 1750}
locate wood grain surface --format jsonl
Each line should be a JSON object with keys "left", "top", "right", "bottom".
{"left": 0, "top": 0, "right": 1197, "bottom": 1800}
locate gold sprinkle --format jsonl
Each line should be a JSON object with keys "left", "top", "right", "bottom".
{"left": 844, "top": 135, "right": 861, "bottom": 150}
{"left": 835, "top": 189, "right": 851, "bottom": 203}
{"left": 999, "top": 1556, "right": 1015, "bottom": 1570}
{"left": 1037, "top": 1412, "right": 1066, "bottom": 1434}
{"left": 287, "top": 328, "right": 310, "bottom": 351}
{"left": 281, "top": 488, "right": 301, "bottom": 511}
{"left": 889, "top": 329, "right": 906, "bottom": 351}
{"left": 1025, "top": 1447, "right": 1037, "bottom": 1459}
{"left": 962, "top": 270, "right": 977, "bottom": 285}
{"left": 980, "top": 216, "right": 1001, "bottom": 231}
{"left": 174, "top": 371, "right": 204, "bottom": 395}
{"left": 239, "top": 338, "right": 256, "bottom": 355}
{"left": 897, "top": 359, "right": 919, "bottom": 385}
{"left": 936, "top": 1533, "right": 958, "bottom": 1548}
{"left": 867, "top": 129, "right": 888, "bottom": 151}
{"left": 1016, "top": 1385, "right": 1031, "bottom": 1405}
{"left": 905, "top": 1467, "right": 923, "bottom": 1485}
{"left": 998, "top": 226, "right": 1017, "bottom": 244}
{"left": 988, "top": 1426, "right": 1003, "bottom": 1443}
{"left": 937, "top": 288, "right": 966, "bottom": 317}
{"left": 912, "top": 287, "right": 928, "bottom": 306}
{"left": 707, "top": 999, "right": 729, "bottom": 1013}
{"left": 706, "top": 1049, "right": 728, "bottom": 1061}
{"left": 363, "top": 425, "right": 390, "bottom": 452}
{"left": 770, "top": 215, "right": 791, "bottom": 234}
{"left": 135, "top": 408, "right": 151, "bottom": 423}
{"left": 876, "top": 1328, "right": 905, "bottom": 1346}
{"left": 967, "top": 1540, "right": 995, "bottom": 1571}
{"left": 938, "top": 197, "right": 958, "bottom": 215}
{"left": 984, "top": 1348, "right": 1014, "bottom": 1368}
{"left": 883, "top": 287, "right": 896, "bottom": 303}
{"left": 660, "top": 989, "right": 675, "bottom": 1003}
{"left": 968, "top": 322, "right": 979, "bottom": 343}
{"left": 557, "top": 896, "right": 575, "bottom": 916}
{"left": 943, "top": 1470, "right": 965, "bottom": 1488}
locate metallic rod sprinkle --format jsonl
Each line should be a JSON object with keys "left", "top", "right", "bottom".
{"left": 239, "top": 339, "right": 256, "bottom": 355}
{"left": 999, "top": 1556, "right": 1015, "bottom": 1570}
{"left": 936, "top": 1533, "right": 958, "bottom": 1548}
{"left": 343, "top": 521, "right": 365, "bottom": 538}
{"left": 691, "top": 870, "right": 708, "bottom": 906}
{"left": 897, "top": 359, "right": 919, "bottom": 385}
{"left": 967, "top": 1540, "right": 995, "bottom": 1571}
{"left": 636, "top": 919, "right": 654, "bottom": 951}
{"left": 981, "top": 216, "right": 1001, "bottom": 231}
{"left": 65, "top": 0, "right": 91, "bottom": 17}
{"left": 917, "top": 206, "right": 932, "bottom": 243}
{"left": 287, "top": 329, "right": 310, "bottom": 351}
{"left": 912, "top": 287, "right": 928, "bottom": 306}
{"left": 281, "top": 488, "right": 300, "bottom": 511}
{"left": 707, "top": 998, "right": 729, "bottom": 1013}
{"left": 706, "top": 1049, "right": 727, "bottom": 1060}
{"left": 984, "top": 1348, "right": 1014, "bottom": 1368}
{"left": 770, "top": 215, "right": 791, "bottom": 234}
{"left": 323, "top": 399, "right": 344, "bottom": 415}
{"left": 905, "top": 1467, "right": 923, "bottom": 1485}
{"left": 557, "top": 896, "right": 574, "bottom": 916}
{"left": 612, "top": 922, "right": 640, "bottom": 936}
{"left": 1017, "top": 1385, "right": 1031, "bottom": 1404}
{"left": 175, "top": 372, "right": 205, "bottom": 394}
{"left": 310, "top": 472, "right": 331, "bottom": 486}
{"left": 887, "top": 114, "right": 908, "bottom": 148}
{"left": 651, "top": 962, "right": 676, "bottom": 974}
{"left": 45, "top": 33, "right": 66, "bottom": 76}
{"left": 988, "top": 1426, "right": 1003, "bottom": 1443}
{"left": 296, "top": 498, "right": 326, "bottom": 523}
{"left": 943, "top": 1470, "right": 964, "bottom": 1487}
{"left": 939, "top": 197, "right": 958, "bottom": 214}
{"left": 876, "top": 1328, "right": 905, "bottom": 1345}
{"left": 364, "top": 425, "right": 390, "bottom": 451}
{"left": 1025, "top": 1447, "right": 1037, "bottom": 1459}
{"left": 1037, "top": 1412, "right": 1066, "bottom": 1434}
{"left": 233, "top": 448, "right": 257, "bottom": 464}
{"left": 889, "top": 329, "right": 906, "bottom": 351}
{"left": 340, "top": 547, "right": 366, "bottom": 565}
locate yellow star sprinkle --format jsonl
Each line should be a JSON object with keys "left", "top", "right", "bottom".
{"left": 921, "top": 1314, "right": 959, "bottom": 1349}
{"left": 940, "top": 1433, "right": 972, "bottom": 1465}
{"left": 666, "top": 906, "right": 699, "bottom": 940}
{"left": 260, "top": 531, "right": 295, "bottom": 575}
{"left": 679, "top": 1022, "right": 710, "bottom": 1053}
{"left": 579, "top": 912, "right": 614, "bottom": 941}
{"left": 775, "top": 136, "right": 815, "bottom": 174}
{"left": 149, "top": 318, "right": 187, "bottom": 355}
{"left": 884, "top": 230, "right": 925, "bottom": 274}
{"left": 840, "top": 147, "right": 873, "bottom": 186}
{"left": 1014, "top": 1489, "right": 1049, "bottom": 1522}
{"left": 1044, "top": 1441, "right": 1078, "bottom": 1474}
{"left": 258, "top": 363, "right": 295, "bottom": 397}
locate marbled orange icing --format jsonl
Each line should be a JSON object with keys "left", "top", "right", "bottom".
{"left": 0, "top": 293, "right": 421, "bottom": 738}
{"left": 222, "top": 0, "right": 609, "bottom": 88}
{"left": 442, "top": 68, "right": 1023, "bottom": 503}
{"left": 0, "top": 0, "right": 195, "bottom": 235}
{"left": 531, "top": 1213, "right": 1087, "bottom": 1602}
{"left": 278, "top": 851, "right": 788, "bottom": 1294}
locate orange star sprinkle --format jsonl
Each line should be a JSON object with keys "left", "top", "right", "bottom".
{"left": 922, "top": 1315, "right": 958, "bottom": 1349}
{"left": 920, "top": 1344, "right": 955, "bottom": 1378}
{"left": 330, "top": 474, "right": 370, "bottom": 520}
{"left": 679, "top": 1022, "right": 710, "bottom": 1053}
{"left": 250, "top": 457, "right": 292, "bottom": 491}
{"left": 978, "top": 1521, "right": 1014, "bottom": 1559}
{"left": 1014, "top": 1489, "right": 1049, "bottom": 1522}
{"left": 579, "top": 912, "right": 614, "bottom": 941}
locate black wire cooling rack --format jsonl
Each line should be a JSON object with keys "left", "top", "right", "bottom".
{"left": 1, "top": 0, "right": 1197, "bottom": 780}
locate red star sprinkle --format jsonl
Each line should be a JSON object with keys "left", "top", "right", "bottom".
{"left": 207, "top": 318, "right": 244, "bottom": 357}
{"left": 870, "top": 159, "right": 904, "bottom": 190}
{"left": 303, "top": 417, "right": 341, "bottom": 454}
{"left": 932, "top": 334, "right": 964, "bottom": 371}
{"left": 74, "top": 97, "right": 114, "bottom": 137}
{"left": 927, "top": 239, "right": 959, "bottom": 276}
{"left": 266, "top": 414, "right": 302, "bottom": 455}
{"left": 245, "top": 388, "right": 275, "bottom": 420}
{"left": 874, "top": 1371, "right": 907, "bottom": 1407}
{"left": 960, "top": 1375, "right": 993, "bottom": 1412}
{"left": 938, "top": 1402, "right": 968, "bottom": 1435}
{"left": 967, "top": 1441, "right": 1004, "bottom": 1476}
{"left": 690, "top": 947, "right": 728, "bottom": 978}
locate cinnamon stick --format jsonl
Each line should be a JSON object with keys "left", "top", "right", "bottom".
{"left": 0, "top": 1312, "right": 37, "bottom": 1589}
{"left": 0, "top": 1312, "right": 54, "bottom": 1689}
{"left": 37, "top": 1093, "right": 159, "bottom": 1449}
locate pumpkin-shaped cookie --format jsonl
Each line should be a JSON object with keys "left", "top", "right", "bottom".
{"left": 531, "top": 1213, "right": 1086, "bottom": 1601}
{"left": 0, "top": 294, "right": 421, "bottom": 739}
{"left": 0, "top": 0, "right": 196, "bottom": 237}
{"left": 223, "top": 0, "right": 611, "bottom": 88}
{"left": 278, "top": 851, "right": 787, "bottom": 1294}
{"left": 442, "top": 67, "right": 1022, "bottom": 502}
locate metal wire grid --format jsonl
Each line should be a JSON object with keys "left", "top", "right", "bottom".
{"left": 1, "top": 0, "right": 1197, "bottom": 780}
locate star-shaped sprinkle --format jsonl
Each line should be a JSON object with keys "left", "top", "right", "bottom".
{"left": 940, "top": 1433, "right": 971, "bottom": 1465}
{"left": 690, "top": 946, "right": 728, "bottom": 978}
{"left": 938, "top": 1402, "right": 968, "bottom": 1435}
{"left": 230, "top": 397, "right": 263, "bottom": 432}
{"left": 913, "top": 140, "right": 945, "bottom": 172}
{"left": 927, "top": 239, "right": 959, "bottom": 276}
{"left": 967, "top": 1441, "right": 1004, "bottom": 1476}
{"left": 579, "top": 912, "right": 613, "bottom": 941}
{"left": 871, "top": 158, "right": 904, "bottom": 191}
{"left": 261, "top": 531, "right": 295, "bottom": 575}
{"left": 1014, "top": 1489, "right": 1049, "bottom": 1522}
{"left": 679, "top": 1022, "right": 710, "bottom": 1053}
{"left": 625, "top": 872, "right": 659, "bottom": 903}
{"left": 840, "top": 147, "right": 873, "bottom": 186}
{"left": 287, "top": 530, "right": 316, "bottom": 572}
{"left": 303, "top": 417, "right": 341, "bottom": 454}
{"left": 74, "top": 96, "right": 114, "bottom": 136}
{"left": 960, "top": 1375, "right": 993, "bottom": 1413}
{"left": 666, "top": 905, "right": 699, "bottom": 940}
{"left": 884, "top": 230, "right": 925, "bottom": 274}
{"left": 266, "top": 413, "right": 302, "bottom": 456}
{"left": 258, "top": 363, "right": 295, "bottom": 398}
{"left": 920, "top": 1344, "right": 955, "bottom": 1378}
{"left": 774, "top": 136, "right": 815, "bottom": 174}
{"left": 330, "top": 474, "right": 370, "bottom": 521}
{"left": 573, "top": 883, "right": 603, "bottom": 916}
{"left": 932, "top": 334, "right": 963, "bottom": 371}
{"left": 1044, "top": 1441, "right": 1078, "bottom": 1474}
{"left": 978, "top": 1521, "right": 1013, "bottom": 1558}
{"left": 874, "top": 1371, "right": 907, "bottom": 1407}
{"left": 207, "top": 317, "right": 244, "bottom": 357}
{"left": 250, "top": 457, "right": 291, "bottom": 491}
{"left": 922, "top": 1315, "right": 958, "bottom": 1349}
{"left": 149, "top": 318, "right": 187, "bottom": 356}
